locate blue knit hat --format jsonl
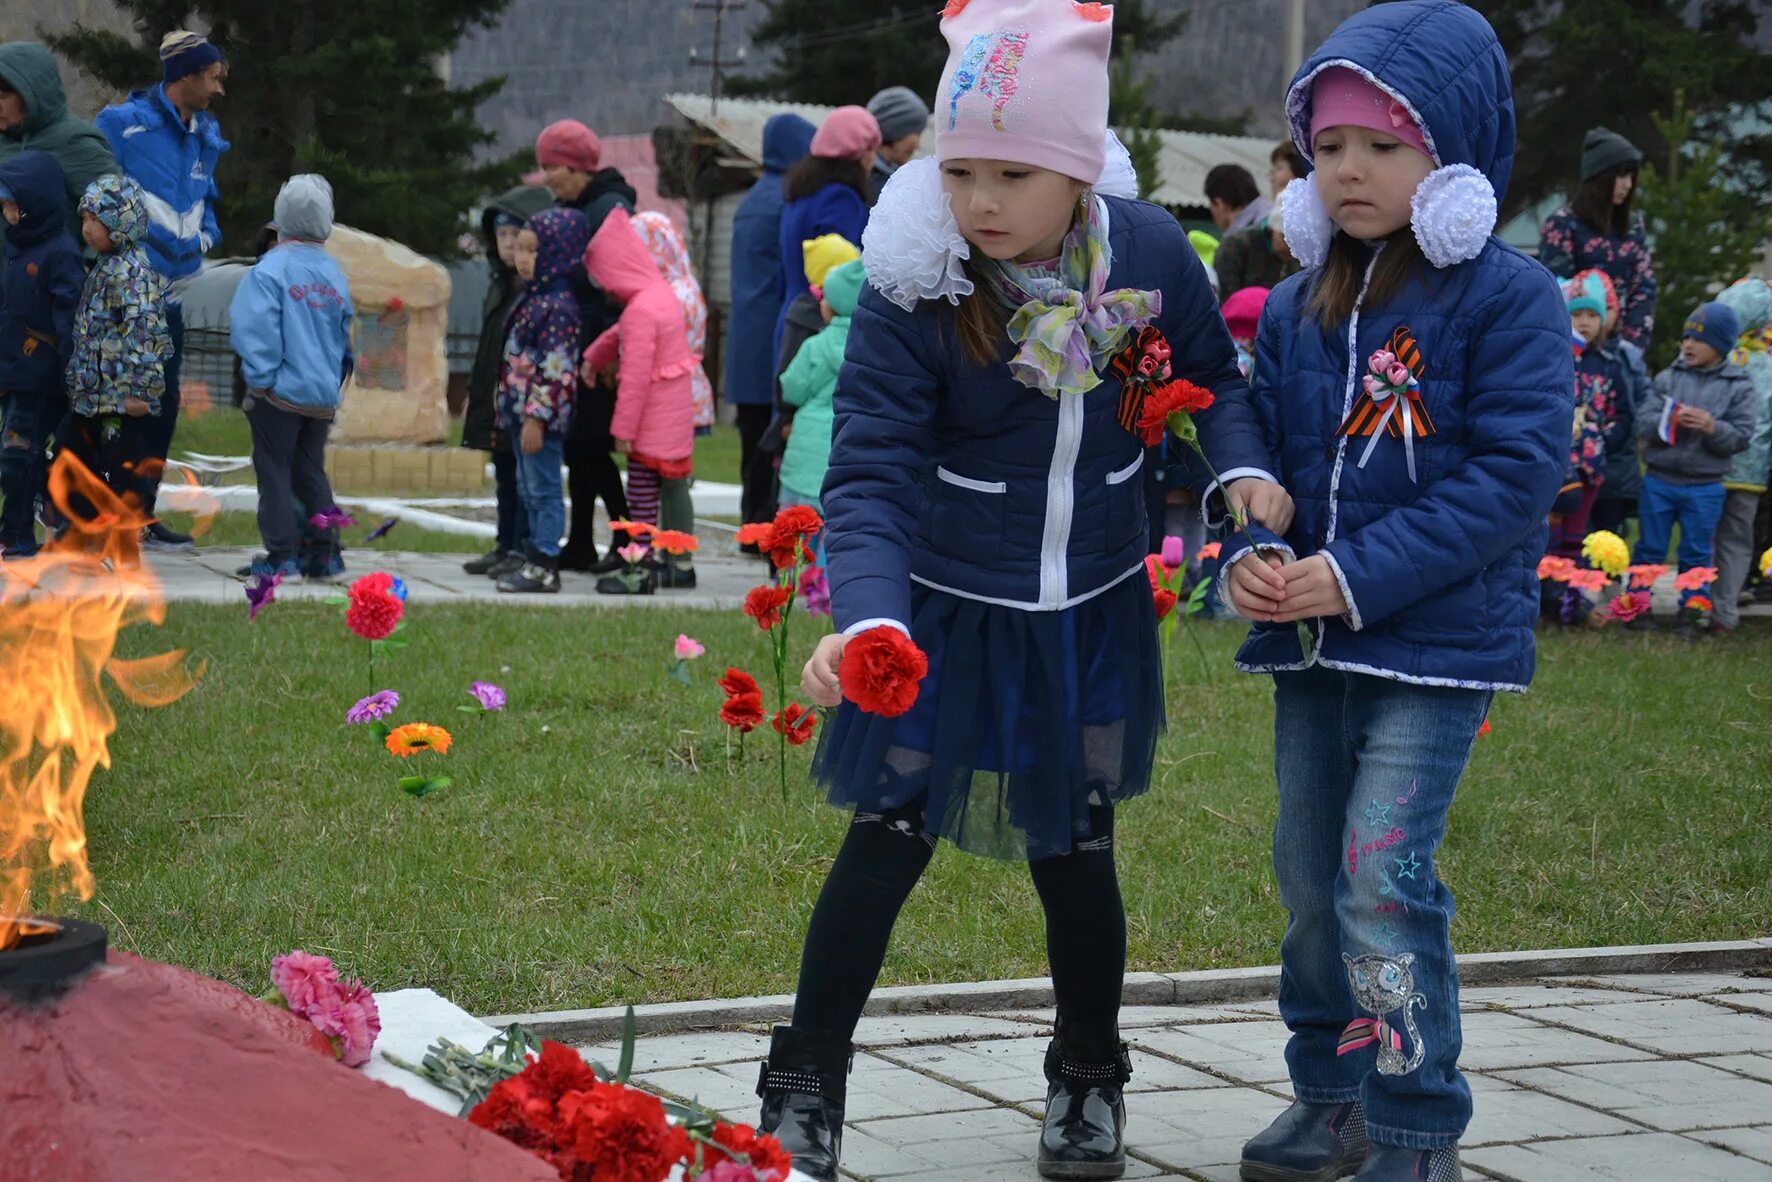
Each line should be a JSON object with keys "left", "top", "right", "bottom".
{"left": 1563, "top": 272, "right": 1608, "bottom": 318}
{"left": 160, "top": 30, "right": 224, "bottom": 85}
{"left": 1683, "top": 301, "right": 1741, "bottom": 357}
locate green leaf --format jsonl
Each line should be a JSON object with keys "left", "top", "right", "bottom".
{"left": 457, "top": 704, "right": 480, "bottom": 713}
{"left": 399, "top": 775, "right": 452, "bottom": 797}
{"left": 667, "top": 663, "right": 693, "bottom": 687}
{"left": 383, "top": 632, "right": 411, "bottom": 652}
{"left": 1185, "top": 577, "right": 1211, "bottom": 618}
{"left": 371, "top": 721, "right": 392, "bottom": 740}
{"left": 324, "top": 595, "right": 349, "bottom": 607}
{"left": 617, "top": 1006, "right": 636, "bottom": 1084}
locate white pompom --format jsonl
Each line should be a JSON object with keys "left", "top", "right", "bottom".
{"left": 1278, "top": 176, "right": 1333, "bottom": 269}
{"left": 861, "top": 158, "right": 973, "bottom": 311}
{"left": 1095, "top": 129, "right": 1140, "bottom": 200}
{"left": 1410, "top": 163, "right": 1496, "bottom": 268}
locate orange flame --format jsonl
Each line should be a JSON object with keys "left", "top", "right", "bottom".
{"left": 0, "top": 452, "right": 198, "bottom": 949}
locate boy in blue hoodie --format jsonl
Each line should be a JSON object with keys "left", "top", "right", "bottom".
{"left": 229, "top": 174, "right": 354, "bottom": 579}
{"left": 0, "top": 150, "right": 85, "bottom": 557}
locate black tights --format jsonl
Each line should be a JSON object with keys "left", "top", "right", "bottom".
{"left": 790, "top": 804, "right": 1126, "bottom": 1041}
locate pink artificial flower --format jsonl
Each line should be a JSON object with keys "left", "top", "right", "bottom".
{"left": 1386, "top": 362, "right": 1411, "bottom": 387}
{"left": 1368, "top": 349, "right": 1396, "bottom": 377}
{"left": 801, "top": 564, "right": 832, "bottom": 618}
{"left": 674, "top": 634, "right": 705, "bottom": 661}
{"left": 1160, "top": 536, "right": 1186, "bottom": 569}
{"left": 1136, "top": 355, "right": 1159, "bottom": 378}
{"left": 617, "top": 543, "right": 650, "bottom": 566}
{"left": 270, "top": 950, "right": 340, "bottom": 1015}
{"left": 1606, "top": 591, "right": 1651, "bottom": 624}
{"left": 702, "top": 1163, "right": 771, "bottom": 1182}
{"left": 1362, "top": 374, "right": 1384, "bottom": 398}
{"left": 346, "top": 690, "right": 400, "bottom": 725}
{"left": 468, "top": 681, "right": 506, "bottom": 711}
{"left": 310, "top": 979, "right": 381, "bottom": 1068}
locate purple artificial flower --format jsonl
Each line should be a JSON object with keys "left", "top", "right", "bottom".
{"left": 308, "top": 507, "right": 358, "bottom": 531}
{"left": 366, "top": 517, "right": 399, "bottom": 542}
{"left": 346, "top": 690, "right": 401, "bottom": 724}
{"left": 468, "top": 681, "right": 506, "bottom": 712}
{"left": 246, "top": 572, "right": 284, "bottom": 621}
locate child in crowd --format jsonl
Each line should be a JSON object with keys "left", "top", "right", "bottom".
{"left": 1554, "top": 272, "right": 1631, "bottom": 549}
{"left": 758, "top": 234, "right": 858, "bottom": 497}
{"left": 1712, "top": 278, "right": 1772, "bottom": 634}
{"left": 60, "top": 174, "right": 172, "bottom": 533}
{"left": 463, "top": 185, "right": 551, "bottom": 580}
{"left": 228, "top": 175, "right": 355, "bottom": 580}
{"left": 632, "top": 211, "right": 715, "bottom": 437}
{"left": 581, "top": 208, "right": 697, "bottom": 594}
{"left": 0, "top": 151, "right": 84, "bottom": 557}
{"left": 1588, "top": 278, "right": 1652, "bottom": 537}
{"left": 776, "top": 256, "right": 864, "bottom": 565}
{"left": 1221, "top": 285, "right": 1270, "bottom": 381}
{"left": 1632, "top": 300, "right": 1757, "bottom": 634}
{"left": 1221, "top": 6, "right": 1573, "bottom": 1177}
{"left": 497, "top": 207, "right": 591, "bottom": 594}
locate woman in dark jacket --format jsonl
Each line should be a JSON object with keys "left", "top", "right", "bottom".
{"left": 773, "top": 107, "right": 879, "bottom": 363}
{"left": 463, "top": 183, "right": 552, "bottom": 576}
{"left": 1538, "top": 126, "right": 1657, "bottom": 348}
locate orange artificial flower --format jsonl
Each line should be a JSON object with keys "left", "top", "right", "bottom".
{"left": 1686, "top": 595, "right": 1714, "bottom": 613}
{"left": 650, "top": 529, "right": 700, "bottom": 555}
{"left": 735, "top": 521, "right": 777, "bottom": 549}
{"left": 1626, "top": 563, "right": 1669, "bottom": 590}
{"left": 1536, "top": 555, "right": 1576, "bottom": 582}
{"left": 1075, "top": 1, "right": 1112, "bottom": 19}
{"left": 608, "top": 520, "right": 657, "bottom": 539}
{"left": 1477, "top": 718, "right": 1492, "bottom": 738}
{"left": 1673, "top": 567, "right": 1718, "bottom": 593}
{"left": 385, "top": 722, "right": 453, "bottom": 758}
{"left": 1565, "top": 568, "right": 1611, "bottom": 593}
{"left": 1198, "top": 542, "right": 1223, "bottom": 562}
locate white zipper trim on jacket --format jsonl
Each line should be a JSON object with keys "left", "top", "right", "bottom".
{"left": 1106, "top": 451, "right": 1144, "bottom": 485}
{"left": 936, "top": 466, "right": 1008, "bottom": 494}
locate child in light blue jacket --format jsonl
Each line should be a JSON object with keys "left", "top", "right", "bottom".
{"left": 229, "top": 174, "right": 355, "bottom": 578}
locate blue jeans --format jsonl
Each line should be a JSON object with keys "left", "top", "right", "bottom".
{"left": 1271, "top": 665, "right": 1492, "bottom": 1149}
{"left": 510, "top": 427, "right": 564, "bottom": 558}
{"left": 0, "top": 389, "right": 63, "bottom": 555}
{"left": 492, "top": 446, "right": 529, "bottom": 554}
{"left": 1634, "top": 474, "right": 1726, "bottom": 606}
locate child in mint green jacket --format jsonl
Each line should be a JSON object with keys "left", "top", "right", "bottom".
{"left": 777, "top": 257, "right": 864, "bottom": 561}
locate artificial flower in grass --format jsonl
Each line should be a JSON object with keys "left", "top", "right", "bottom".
{"left": 245, "top": 570, "right": 283, "bottom": 621}
{"left": 346, "top": 690, "right": 400, "bottom": 724}
{"left": 1477, "top": 718, "right": 1492, "bottom": 738}
{"left": 1761, "top": 547, "right": 1772, "bottom": 578}
{"left": 772, "top": 703, "right": 818, "bottom": 747}
{"left": 1606, "top": 592, "right": 1651, "bottom": 624}
{"left": 366, "top": 516, "right": 399, "bottom": 542}
{"left": 346, "top": 572, "right": 404, "bottom": 641}
{"left": 721, "top": 693, "right": 766, "bottom": 733}
{"left": 667, "top": 635, "right": 705, "bottom": 686}
{"left": 1686, "top": 595, "right": 1714, "bottom": 614}
{"left": 1580, "top": 530, "right": 1630, "bottom": 577}
{"left": 386, "top": 722, "right": 453, "bottom": 757}
{"left": 743, "top": 585, "right": 792, "bottom": 631}
{"left": 650, "top": 529, "right": 699, "bottom": 555}
{"left": 718, "top": 668, "right": 759, "bottom": 698}
{"left": 1160, "top": 535, "right": 1186, "bottom": 568}
{"left": 466, "top": 681, "right": 506, "bottom": 712}
{"left": 1537, "top": 555, "right": 1576, "bottom": 581}
{"left": 1627, "top": 563, "right": 1669, "bottom": 590}
{"left": 1564, "top": 568, "right": 1612, "bottom": 594}
{"left": 607, "top": 520, "right": 657, "bottom": 540}
{"left": 839, "top": 627, "right": 929, "bottom": 719}
{"left": 1674, "top": 567, "right": 1718, "bottom": 593}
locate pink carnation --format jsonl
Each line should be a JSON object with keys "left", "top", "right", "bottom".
{"left": 311, "top": 979, "right": 381, "bottom": 1068}
{"left": 270, "top": 950, "right": 340, "bottom": 1015}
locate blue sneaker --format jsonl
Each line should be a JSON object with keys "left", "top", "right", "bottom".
{"left": 245, "top": 556, "right": 300, "bottom": 580}
{"left": 1353, "top": 1144, "right": 1460, "bottom": 1182}
{"left": 301, "top": 550, "right": 347, "bottom": 580}
{"left": 1241, "top": 1100, "right": 1367, "bottom": 1181}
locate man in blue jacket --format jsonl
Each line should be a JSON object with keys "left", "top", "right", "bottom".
{"left": 95, "top": 29, "right": 229, "bottom": 551}
{"left": 727, "top": 113, "right": 815, "bottom": 531}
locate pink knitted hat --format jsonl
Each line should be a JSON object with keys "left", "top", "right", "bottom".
{"left": 810, "top": 106, "right": 883, "bottom": 163}
{"left": 535, "top": 120, "right": 603, "bottom": 173}
{"left": 935, "top": 0, "right": 1112, "bottom": 183}
{"left": 1308, "top": 66, "right": 1430, "bottom": 160}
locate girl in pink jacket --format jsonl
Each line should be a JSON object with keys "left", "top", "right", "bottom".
{"left": 581, "top": 207, "right": 698, "bottom": 592}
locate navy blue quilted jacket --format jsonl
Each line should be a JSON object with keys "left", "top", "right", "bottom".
{"left": 1220, "top": 0, "right": 1573, "bottom": 692}
{"left": 823, "top": 195, "right": 1271, "bottom": 633}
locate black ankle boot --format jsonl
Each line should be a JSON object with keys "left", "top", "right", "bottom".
{"left": 1039, "top": 1019, "right": 1132, "bottom": 1179}
{"left": 755, "top": 1025, "right": 851, "bottom": 1182}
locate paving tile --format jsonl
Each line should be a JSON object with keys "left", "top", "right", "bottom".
{"left": 1124, "top": 1086, "right": 1291, "bottom": 1169}
{"left": 1467, "top": 1132, "right": 1772, "bottom": 1181}
{"left": 885, "top": 1039, "right": 1224, "bottom": 1105}
{"left": 1554, "top": 973, "right": 1769, "bottom": 998}
{"left": 1496, "top": 1060, "right": 1772, "bottom": 1132}
{"left": 1459, "top": 983, "right": 1663, "bottom": 1010}
{"left": 1129, "top": 1021, "right": 1292, "bottom": 1084}
{"left": 841, "top": 1061, "right": 998, "bottom": 1121}
{"left": 578, "top": 1030, "right": 769, "bottom": 1072}
{"left": 1456, "top": 1008, "right": 1654, "bottom": 1071}
{"left": 984, "top": 1005, "right": 1258, "bottom": 1029}
{"left": 1696, "top": 1127, "right": 1772, "bottom": 1167}
{"left": 637, "top": 1063, "right": 758, "bottom": 1117}
{"left": 873, "top": 1154, "right": 1174, "bottom": 1180}
{"left": 1462, "top": 1072, "right": 1638, "bottom": 1145}
{"left": 1715, "top": 993, "right": 1772, "bottom": 1015}
{"left": 850, "top": 1013, "right": 1034, "bottom": 1047}
{"left": 1524, "top": 997, "right": 1772, "bottom": 1056}
{"left": 1702, "top": 1054, "right": 1772, "bottom": 1084}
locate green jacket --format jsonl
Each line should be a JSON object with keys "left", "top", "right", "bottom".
{"left": 778, "top": 259, "right": 865, "bottom": 501}
{"left": 0, "top": 43, "right": 117, "bottom": 235}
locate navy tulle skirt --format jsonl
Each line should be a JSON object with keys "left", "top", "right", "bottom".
{"left": 812, "top": 571, "right": 1165, "bottom": 860}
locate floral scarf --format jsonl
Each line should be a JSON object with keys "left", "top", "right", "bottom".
{"left": 981, "top": 196, "right": 1161, "bottom": 398}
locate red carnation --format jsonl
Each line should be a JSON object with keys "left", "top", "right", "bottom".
{"left": 1135, "top": 379, "right": 1216, "bottom": 446}
{"left": 1154, "top": 587, "right": 1178, "bottom": 622}
{"left": 718, "top": 668, "right": 760, "bottom": 699}
{"left": 773, "top": 504, "right": 823, "bottom": 543}
{"left": 722, "top": 692, "right": 766, "bottom": 733}
{"left": 735, "top": 521, "right": 779, "bottom": 552}
{"left": 556, "top": 1081, "right": 690, "bottom": 1182}
{"left": 772, "top": 703, "right": 818, "bottom": 746}
{"left": 346, "top": 571, "right": 404, "bottom": 640}
{"left": 707, "top": 1121, "right": 794, "bottom": 1179}
{"left": 839, "top": 626, "right": 929, "bottom": 718}
{"left": 743, "top": 585, "right": 793, "bottom": 630}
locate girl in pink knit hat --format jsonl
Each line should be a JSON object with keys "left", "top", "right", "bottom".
{"left": 750, "top": 4, "right": 1292, "bottom": 1180}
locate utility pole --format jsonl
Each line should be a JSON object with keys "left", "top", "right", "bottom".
{"left": 1284, "top": 0, "right": 1305, "bottom": 88}
{"left": 690, "top": 0, "right": 748, "bottom": 117}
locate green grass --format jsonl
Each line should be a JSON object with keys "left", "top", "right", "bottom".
{"left": 66, "top": 606, "right": 1772, "bottom": 1016}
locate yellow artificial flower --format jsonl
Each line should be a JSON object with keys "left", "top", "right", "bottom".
{"left": 1581, "top": 530, "right": 1630, "bottom": 578}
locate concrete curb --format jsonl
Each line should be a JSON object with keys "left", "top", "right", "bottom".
{"left": 482, "top": 937, "right": 1772, "bottom": 1043}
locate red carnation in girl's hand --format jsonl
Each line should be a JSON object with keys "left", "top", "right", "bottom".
{"left": 772, "top": 703, "right": 818, "bottom": 746}
{"left": 743, "top": 585, "right": 793, "bottom": 630}
{"left": 839, "top": 627, "right": 929, "bottom": 718}
{"left": 346, "top": 571, "right": 404, "bottom": 640}
{"left": 1134, "top": 379, "right": 1216, "bottom": 446}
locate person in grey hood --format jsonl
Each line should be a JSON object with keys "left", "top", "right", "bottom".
{"left": 865, "top": 85, "right": 929, "bottom": 204}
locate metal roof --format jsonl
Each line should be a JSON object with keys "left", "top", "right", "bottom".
{"left": 663, "top": 92, "right": 1284, "bottom": 209}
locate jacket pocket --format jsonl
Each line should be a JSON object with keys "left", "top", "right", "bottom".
{"left": 1103, "top": 452, "right": 1148, "bottom": 554}
{"left": 926, "top": 466, "right": 1006, "bottom": 565}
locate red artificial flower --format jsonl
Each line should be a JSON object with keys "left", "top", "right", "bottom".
{"left": 707, "top": 1122, "right": 794, "bottom": 1179}
{"left": 772, "top": 703, "right": 818, "bottom": 747}
{"left": 1198, "top": 542, "right": 1223, "bottom": 561}
{"left": 1686, "top": 595, "right": 1714, "bottom": 614}
{"left": 608, "top": 520, "right": 658, "bottom": 540}
{"left": 1154, "top": 587, "right": 1179, "bottom": 623}
{"left": 1674, "top": 567, "right": 1718, "bottom": 593}
{"left": 1144, "top": 553, "right": 1174, "bottom": 589}
{"left": 743, "top": 585, "right": 793, "bottom": 630}
{"left": 1135, "top": 379, "right": 1216, "bottom": 446}
{"left": 1606, "top": 591, "right": 1651, "bottom": 623}
{"left": 735, "top": 521, "right": 778, "bottom": 550}
{"left": 346, "top": 571, "right": 404, "bottom": 640}
{"left": 1536, "top": 555, "right": 1577, "bottom": 582}
{"left": 839, "top": 626, "right": 929, "bottom": 719}
{"left": 718, "top": 668, "right": 760, "bottom": 699}
{"left": 556, "top": 1081, "right": 690, "bottom": 1182}
{"left": 773, "top": 504, "right": 824, "bottom": 543}
{"left": 721, "top": 692, "right": 766, "bottom": 733}
{"left": 650, "top": 529, "right": 700, "bottom": 555}
{"left": 1477, "top": 718, "right": 1492, "bottom": 738}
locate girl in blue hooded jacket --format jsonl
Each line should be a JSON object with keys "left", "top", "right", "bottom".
{"left": 755, "top": 4, "right": 1292, "bottom": 1180}
{"left": 1217, "top": 6, "right": 1572, "bottom": 1180}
